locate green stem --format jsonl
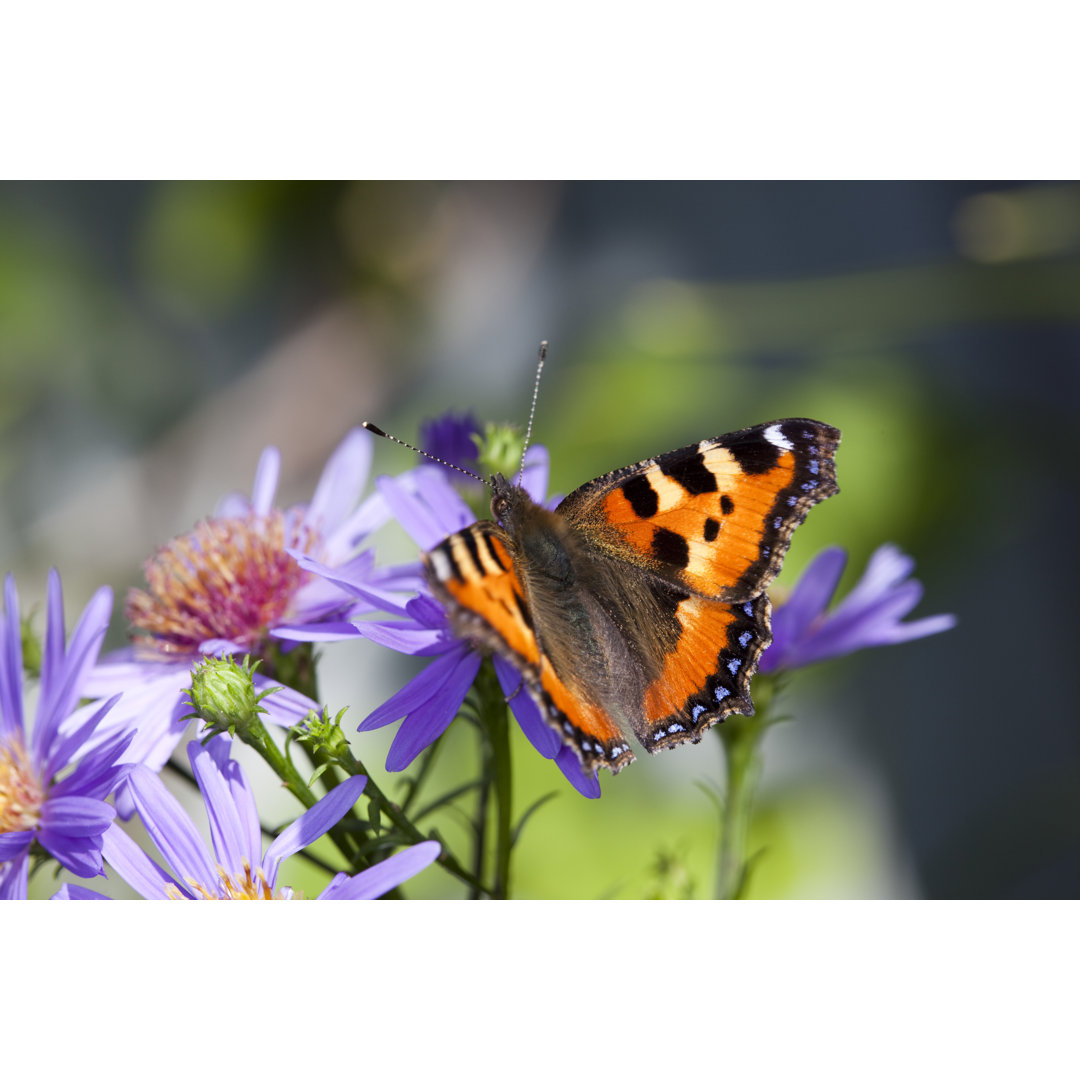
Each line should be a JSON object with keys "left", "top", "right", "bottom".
{"left": 235, "top": 713, "right": 361, "bottom": 866}
{"left": 308, "top": 736, "right": 494, "bottom": 898}
{"left": 256, "top": 644, "right": 380, "bottom": 873}
{"left": 268, "top": 644, "right": 506, "bottom": 898}
{"left": 241, "top": 714, "right": 318, "bottom": 810}
{"left": 714, "top": 677, "right": 780, "bottom": 900}
{"left": 261, "top": 640, "right": 319, "bottom": 701}
{"left": 472, "top": 770, "right": 490, "bottom": 899}
{"left": 483, "top": 670, "right": 513, "bottom": 900}
{"left": 715, "top": 715, "right": 764, "bottom": 899}
{"left": 468, "top": 661, "right": 513, "bottom": 899}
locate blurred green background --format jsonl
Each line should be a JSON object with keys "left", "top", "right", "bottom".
{"left": 5, "top": 181, "right": 1078, "bottom": 898}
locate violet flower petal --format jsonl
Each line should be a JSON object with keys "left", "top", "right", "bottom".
{"left": 0, "top": 832, "right": 32, "bottom": 862}
{"left": 519, "top": 445, "right": 550, "bottom": 503}
{"left": 0, "top": 575, "right": 24, "bottom": 739}
{"left": 52, "top": 884, "right": 110, "bottom": 899}
{"left": 79, "top": 650, "right": 177, "bottom": 698}
{"left": 384, "top": 651, "right": 483, "bottom": 771}
{"left": 0, "top": 851, "right": 29, "bottom": 900}
{"left": 101, "top": 821, "right": 188, "bottom": 899}
{"left": 124, "top": 765, "right": 220, "bottom": 888}
{"left": 772, "top": 547, "right": 847, "bottom": 643}
{"left": 34, "top": 577, "right": 112, "bottom": 754}
{"left": 836, "top": 544, "right": 916, "bottom": 612}
{"left": 555, "top": 747, "right": 602, "bottom": 799}
{"left": 39, "top": 794, "right": 116, "bottom": 837}
{"left": 375, "top": 474, "right": 448, "bottom": 550}
{"left": 377, "top": 468, "right": 475, "bottom": 550}
{"left": 189, "top": 739, "right": 261, "bottom": 873}
{"left": 420, "top": 411, "right": 481, "bottom": 473}
{"left": 36, "top": 831, "right": 107, "bottom": 878}
{"left": 344, "top": 620, "right": 448, "bottom": 655}
{"left": 494, "top": 656, "right": 561, "bottom": 759}
{"left": 207, "top": 737, "right": 264, "bottom": 866}
{"left": 43, "top": 695, "right": 121, "bottom": 782}
{"left": 360, "top": 645, "right": 476, "bottom": 730}
{"left": 262, "top": 774, "right": 368, "bottom": 885}
{"left": 273, "top": 620, "right": 367, "bottom": 642}
{"left": 802, "top": 581, "right": 925, "bottom": 660}
{"left": 319, "top": 841, "right": 441, "bottom": 899}
{"left": 84, "top": 667, "right": 193, "bottom": 773}
{"left": 248, "top": 445, "right": 281, "bottom": 516}
{"left": 36, "top": 567, "right": 68, "bottom": 742}
{"left": 323, "top": 493, "right": 394, "bottom": 565}
{"left": 409, "top": 466, "right": 478, "bottom": 534}
{"left": 288, "top": 550, "right": 416, "bottom": 616}
{"left": 760, "top": 543, "right": 955, "bottom": 673}
{"left": 307, "top": 428, "right": 373, "bottom": 538}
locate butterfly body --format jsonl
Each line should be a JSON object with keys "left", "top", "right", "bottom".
{"left": 424, "top": 418, "right": 840, "bottom": 775}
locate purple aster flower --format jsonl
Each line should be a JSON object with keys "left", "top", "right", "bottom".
{"left": 289, "top": 447, "right": 601, "bottom": 798}
{"left": 53, "top": 738, "right": 440, "bottom": 900}
{"left": 0, "top": 571, "right": 133, "bottom": 900}
{"left": 78, "top": 428, "right": 420, "bottom": 795}
{"left": 419, "top": 411, "right": 483, "bottom": 481}
{"left": 758, "top": 544, "right": 956, "bottom": 674}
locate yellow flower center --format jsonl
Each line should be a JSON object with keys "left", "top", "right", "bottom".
{"left": 165, "top": 858, "right": 301, "bottom": 900}
{"left": 0, "top": 735, "right": 44, "bottom": 835}
{"left": 126, "top": 511, "right": 318, "bottom": 657}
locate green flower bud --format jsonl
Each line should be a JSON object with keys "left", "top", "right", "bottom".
{"left": 184, "top": 655, "right": 265, "bottom": 737}
{"left": 293, "top": 706, "right": 350, "bottom": 762}
{"left": 474, "top": 422, "right": 527, "bottom": 479}
{"left": 20, "top": 615, "right": 42, "bottom": 679}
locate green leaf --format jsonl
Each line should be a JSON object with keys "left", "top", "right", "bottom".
{"left": 413, "top": 780, "right": 484, "bottom": 824}
{"left": 510, "top": 792, "right": 559, "bottom": 849}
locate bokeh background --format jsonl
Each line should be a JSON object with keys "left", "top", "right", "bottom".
{"left": 4, "top": 180, "right": 1078, "bottom": 899}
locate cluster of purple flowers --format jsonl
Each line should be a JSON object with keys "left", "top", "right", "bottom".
{"left": 1, "top": 430, "right": 438, "bottom": 900}
{"left": 0, "top": 415, "right": 954, "bottom": 899}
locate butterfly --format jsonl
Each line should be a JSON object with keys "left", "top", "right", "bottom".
{"left": 422, "top": 419, "right": 840, "bottom": 776}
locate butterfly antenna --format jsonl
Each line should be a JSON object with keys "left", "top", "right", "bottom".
{"left": 361, "top": 422, "right": 487, "bottom": 485}
{"left": 516, "top": 340, "right": 547, "bottom": 484}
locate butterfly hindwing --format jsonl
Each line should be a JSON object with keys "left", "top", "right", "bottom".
{"left": 636, "top": 591, "right": 772, "bottom": 753}
{"left": 558, "top": 419, "right": 840, "bottom": 603}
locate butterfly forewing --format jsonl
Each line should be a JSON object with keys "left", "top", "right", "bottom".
{"left": 424, "top": 520, "right": 635, "bottom": 772}
{"left": 558, "top": 419, "right": 840, "bottom": 602}
{"left": 424, "top": 521, "right": 540, "bottom": 668}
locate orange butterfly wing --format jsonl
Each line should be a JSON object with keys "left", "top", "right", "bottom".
{"left": 558, "top": 418, "right": 840, "bottom": 602}
{"left": 635, "top": 590, "right": 772, "bottom": 753}
{"left": 424, "top": 521, "right": 634, "bottom": 772}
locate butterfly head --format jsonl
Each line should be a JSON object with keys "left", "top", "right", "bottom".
{"left": 489, "top": 470, "right": 554, "bottom": 541}
{"left": 490, "top": 472, "right": 520, "bottom": 524}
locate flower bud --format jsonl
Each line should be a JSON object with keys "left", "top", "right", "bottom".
{"left": 184, "top": 655, "right": 264, "bottom": 737}
{"left": 294, "top": 707, "right": 350, "bottom": 762}
{"left": 476, "top": 421, "right": 527, "bottom": 479}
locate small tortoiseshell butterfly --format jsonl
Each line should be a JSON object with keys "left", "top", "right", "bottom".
{"left": 418, "top": 412, "right": 840, "bottom": 777}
